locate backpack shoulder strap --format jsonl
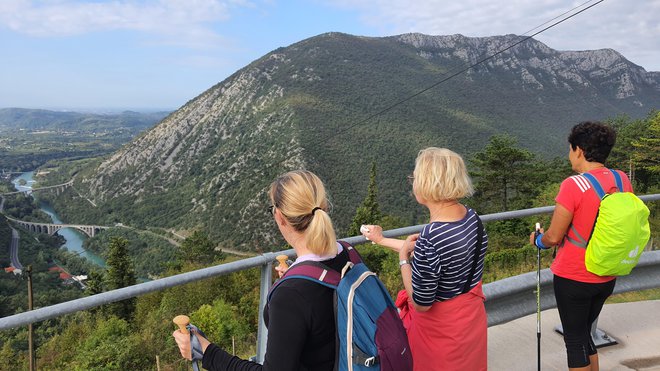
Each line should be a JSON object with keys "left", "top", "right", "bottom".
{"left": 565, "top": 173, "right": 602, "bottom": 249}
{"left": 338, "top": 240, "right": 363, "bottom": 265}
{"left": 462, "top": 214, "right": 485, "bottom": 294}
{"left": 581, "top": 172, "right": 606, "bottom": 199}
{"left": 268, "top": 261, "right": 340, "bottom": 302}
{"left": 566, "top": 170, "right": 624, "bottom": 249}
{"left": 610, "top": 169, "right": 624, "bottom": 192}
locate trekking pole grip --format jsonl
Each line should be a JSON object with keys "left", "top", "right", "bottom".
{"left": 276, "top": 255, "right": 289, "bottom": 270}
{"left": 173, "top": 315, "right": 190, "bottom": 334}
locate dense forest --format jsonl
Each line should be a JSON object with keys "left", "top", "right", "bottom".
{"left": 0, "top": 111, "right": 658, "bottom": 369}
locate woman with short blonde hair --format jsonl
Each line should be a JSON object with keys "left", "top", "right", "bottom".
{"left": 362, "top": 147, "right": 487, "bottom": 371}
{"left": 412, "top": 147, "right": 474, "bottom": 202}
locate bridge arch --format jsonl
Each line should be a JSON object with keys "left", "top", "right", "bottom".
{"left": 6, "top": 218, "right": 109, "bottom": 238}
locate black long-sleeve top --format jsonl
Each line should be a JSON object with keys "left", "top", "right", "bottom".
{"left": 202, "top": 248, "right": 350, "bottom": 371}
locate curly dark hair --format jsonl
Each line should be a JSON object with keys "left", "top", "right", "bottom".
{"left": 568, "top": 121, "right": 616, "bottom": 164}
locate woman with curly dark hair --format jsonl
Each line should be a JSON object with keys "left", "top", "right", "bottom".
{"left": 530, "top": 121, "right": 632, "bottom": 371}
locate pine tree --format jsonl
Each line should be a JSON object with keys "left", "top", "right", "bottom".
{"left": 470, "top": 135, "right": 537, "bottom": 212}
{"left": 178, "top": 230, "right": 224, "bottom": 264}
{"left": 632, "top": 111, "right": 660, "bottom": 174}
{"left": 105, "top": 237, "right": 136, "bottom": 320}
{"left": 347, "top": 162, "right": 382, "bottom": 236}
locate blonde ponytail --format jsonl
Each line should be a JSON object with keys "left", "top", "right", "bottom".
{"left": 269, "top": 170, "right": 337, "bottom": 256}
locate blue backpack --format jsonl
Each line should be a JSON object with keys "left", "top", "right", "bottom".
{"left": 269, "top": 241, "right": 413, "bottom": 371}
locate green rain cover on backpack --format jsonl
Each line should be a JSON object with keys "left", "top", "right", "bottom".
{"left": 570, "top": 170, "right": 650, "bottom": 276}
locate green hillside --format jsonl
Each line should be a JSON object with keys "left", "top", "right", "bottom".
{"left": 40, "top": 32, "right": 659, "bottom": 250}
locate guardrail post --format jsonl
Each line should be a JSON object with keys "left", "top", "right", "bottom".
{"left": 255, "top": 258, "right": 274, "bottom": 364}
{"left": 553, "top": 316, "right": 617, "bottom": 348}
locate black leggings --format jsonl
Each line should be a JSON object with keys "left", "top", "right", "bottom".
{"left": 553, "top": 275, "right": 616, "bottom": 368}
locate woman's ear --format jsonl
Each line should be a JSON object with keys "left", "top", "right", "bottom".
{"left": 274, "top": 209, "right": 287, "bottom": 227}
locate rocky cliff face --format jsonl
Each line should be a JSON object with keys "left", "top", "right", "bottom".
{"left": 89, "top": 59, "right": 297, "bottom": 199}
{"left": 76, "top": 32, "right": 659, "bottom": 249}
{"left": 395, "top": 33, "right": 659, "bottom": 106}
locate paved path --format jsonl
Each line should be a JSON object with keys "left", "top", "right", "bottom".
{"left": 8, "top": 226, "right": 22, "bottom": 270}
{"left": 488, "top": 300, "right": 660, "bottom": 370}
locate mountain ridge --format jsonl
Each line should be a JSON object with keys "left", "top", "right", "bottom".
{"left": 56, "top": 32, "right": 658, "bottom": 250}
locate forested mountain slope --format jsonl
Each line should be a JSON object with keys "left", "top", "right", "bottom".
{"left": 65, "top": 32, "right": 659, "bottom": 250}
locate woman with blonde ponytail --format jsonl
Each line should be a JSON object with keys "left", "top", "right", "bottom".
{"left": 269, "top": 170, "right": 337, "bottom": 260}
{"left": 174, "top": 170, "right": 352, "bottom": 371}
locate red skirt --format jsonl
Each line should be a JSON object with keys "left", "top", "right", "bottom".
{"left": 396, "top": 282, "right": 487, "bottom": 371}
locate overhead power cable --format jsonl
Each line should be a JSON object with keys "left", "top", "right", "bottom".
{"left": 306, "top": 0, "right": 606, "bottom": 148}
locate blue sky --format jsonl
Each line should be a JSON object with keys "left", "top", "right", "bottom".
{"left": 1, "top": 0, "right": 658, "bottom": 111}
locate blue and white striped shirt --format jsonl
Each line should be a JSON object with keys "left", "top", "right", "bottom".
{"left": 411, "top": 207, "right": 488, "bottom": 306}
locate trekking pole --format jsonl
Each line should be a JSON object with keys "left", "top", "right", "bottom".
{"left": 276, "top": 255, "right": 289, "bottom": 271}
{"left": 534, "top": 223, "right": 542, "bottom": 371}
{"left": 174, "top": 315, "right": 204, "bottom": 371}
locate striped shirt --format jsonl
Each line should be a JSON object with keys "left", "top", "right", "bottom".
{"left": 411, "top": 207, "right": 488, "bottom": 306}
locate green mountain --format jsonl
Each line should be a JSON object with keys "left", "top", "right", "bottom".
{"left": 0, "top": 108, "right": 170, "bottom": 133}
{"left": 62, "top": 32, "right": 659, "bottom": 250}
{"left": 0, "top": 108, "right": 171, "bottom": 171}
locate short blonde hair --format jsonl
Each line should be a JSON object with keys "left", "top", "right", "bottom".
{"left": 269, "top": 170, "right": 337, "bottom": 256}
{"left": 413, "top": 147, "right": 474, "bottom": 202}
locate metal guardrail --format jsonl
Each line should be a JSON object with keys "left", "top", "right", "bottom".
{"left": 1, "top": 194, "right": 658, "bottom": 362}
{"left": 483, "top": 249, "right": 660, "bottom": 327}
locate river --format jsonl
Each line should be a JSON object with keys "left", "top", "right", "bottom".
{"left": 12, "top": 171, "right": 106, "bottom": 267}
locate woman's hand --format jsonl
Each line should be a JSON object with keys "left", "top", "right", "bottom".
{"left": 529, "top": 227, "right": 545, "bottom": 246}
{"left": 360, "top": 224, "right": 384, "bottom": 244}
{"left": 275, "top": 264, "right": 288, "bottom": 278}
{"left": 172, "top": 329, "right": 193, "bottom": 361}
{"left": 172, "top": 329, "right": 211, "bottom": 361}
{"left": 400, "top": 234, "right": 419, "bottom": 260}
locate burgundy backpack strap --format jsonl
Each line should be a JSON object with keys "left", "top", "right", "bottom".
{"left": 268, "top": 261, "right": 340, "bottom": 302}
{"left": 338, "top": 240, "right": 363, "bottom": 265}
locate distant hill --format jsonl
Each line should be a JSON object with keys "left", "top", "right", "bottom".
{"left": 0, "top": 108, "right": 171, "bottom": 133}
{"left": 0, "top": 108, "right": 171, "bottom": 171}
{"left": 61, "top": 32, "right": 659, "bottom": 250}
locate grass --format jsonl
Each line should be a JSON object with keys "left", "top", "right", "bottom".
{"left": 607, "top": 287, "right": 660, "bottom": 304}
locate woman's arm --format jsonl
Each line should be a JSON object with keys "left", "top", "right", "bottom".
{"left": 399, "top": 234, "right": 431, "bottom": 313}
{"left": 529, "top": 203, "right": 573, "bottom": 247}
{"left": 260, "top": 287, "right": 309, "bottom": 370}
{"left": 361, "top": 224, "right": 405, "bottom": 252}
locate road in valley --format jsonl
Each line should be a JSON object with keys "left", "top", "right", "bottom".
{"left": 9, "top": 226, "right": 22, "bottom": 270}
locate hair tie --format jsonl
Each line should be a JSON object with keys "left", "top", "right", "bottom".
{"left": 311, "top": 207, "right": 323, "bottom": 215}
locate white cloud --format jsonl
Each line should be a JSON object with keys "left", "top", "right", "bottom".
{"left": 325, "top": 0, "right": 660, "bottom": 71}
{"left": 0, "top": 0, "right": 250, "bottom": 49}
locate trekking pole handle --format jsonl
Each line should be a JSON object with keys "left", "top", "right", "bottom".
{"left": 173, "top": 315, "right": 190, "bottom": 334}
{"left": 276, "top": 255, "right": 289, "bottom": 270}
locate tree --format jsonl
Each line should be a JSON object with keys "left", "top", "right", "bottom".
{"left": 632, "top": 111, "right": 660, "bottom": 174}
{"left": 178, "top": 230, "right": 224, "bottom": 265}
{"left": 608, "top": 110, "right": 659, "bottom": 192}
{"left": 470, "top": 135, "right": 538, "bottom": 213}
{"left": 347, "top": 162, "right": 382, "bottom": 237}
{"left": 85, "top": 270, "right": 105, "bottom": 296}
{"left": 191, "top": 299, "right": 251, "bottom": 355}
{"left": 105, "top": 237, "right": 137, "bottom": 320}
